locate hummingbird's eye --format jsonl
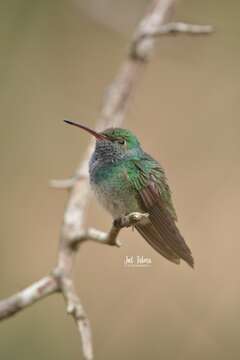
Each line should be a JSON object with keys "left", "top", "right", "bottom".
{"left": 117, "top": 138, "right": 126, "bottom": 145}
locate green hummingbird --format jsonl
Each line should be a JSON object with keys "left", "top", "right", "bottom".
{"left": 64, "top": 120, "right": 194, "bottom": 267}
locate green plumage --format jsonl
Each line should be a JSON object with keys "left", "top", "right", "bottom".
{"left": 89, "top": 128, "right": 194, "bottom": 267}
{"left": 64, "top": 121, "right": 194, "bottom": 268}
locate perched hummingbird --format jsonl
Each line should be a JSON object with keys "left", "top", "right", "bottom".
{"left": 64, "top": 120, "right": 194, "bottom": 267}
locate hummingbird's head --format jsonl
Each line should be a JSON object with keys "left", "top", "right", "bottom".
{"left": 64, "top": 120, "right": 142, "bottom": 162}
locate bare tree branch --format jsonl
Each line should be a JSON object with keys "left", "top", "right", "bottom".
{"left": 50, "top": 176, "right": 80, "bottom": 189}
{"left": 0, "top": 1, "right": 212, "bottom": 359}
{"left": 154, "top": 22, "right": 213, "bottom": 35}
{"left": 0, "top": 276, "right": 58, "bottom": 320}
{"left": 0, "top": 212, "right": 148, "bottom": 319}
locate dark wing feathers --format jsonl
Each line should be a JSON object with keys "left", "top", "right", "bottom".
{"left": 130, "top": 157, "right": 194, "bottom": 267}
{"left": 136, "top": 222, "right": 180, "bottom": 264}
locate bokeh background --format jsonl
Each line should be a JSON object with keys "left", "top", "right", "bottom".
{"left": 1, "top": 0, "right": 240, "bottom": 359}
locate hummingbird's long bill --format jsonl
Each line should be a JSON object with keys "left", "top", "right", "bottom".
{"left": 64, "top": 119, "right": 107, "bottom": 141}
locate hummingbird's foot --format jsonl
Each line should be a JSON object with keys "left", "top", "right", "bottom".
{"left": 113, "top": 212, "right": 149, "bottom": 229}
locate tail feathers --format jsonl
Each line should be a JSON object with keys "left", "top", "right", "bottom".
{"left": 136, "top": 220, "right": 194, "bottom": 268}
{"left": 136, "top": 222, "right": 181, "bottom": 265}
{"left": 148, "top": 205, "right": 194, "bottom": 268}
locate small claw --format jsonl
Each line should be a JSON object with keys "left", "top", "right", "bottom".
{"left": 129, "top": 212, "right": 149, "bottom": 224}
{"left": 114, "top": 212, "right": 149, "bottom": 229}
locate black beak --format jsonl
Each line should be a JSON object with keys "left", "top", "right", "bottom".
{"left": 64, "top": 119, "right": 108, "bottom": 141}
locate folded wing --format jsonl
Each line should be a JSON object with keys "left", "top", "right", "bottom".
{"left": 130, "top": 157, "right": 194, "bottom": 267}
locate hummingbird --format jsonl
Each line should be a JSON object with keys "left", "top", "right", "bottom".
{"left": 64, "top": 120, "right": 194, "bottom": 267}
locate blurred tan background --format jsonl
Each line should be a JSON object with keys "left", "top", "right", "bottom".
{"left": 1, "top": 0, "right": 240, "bottom": 359}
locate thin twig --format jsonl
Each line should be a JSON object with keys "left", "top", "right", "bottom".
{"left": 0, "top": 276, "right": 58, "bottom": 320}
{"left": 154, "top": 22, "right": 213, "bottom": 35}
{"left": 50, "top": 177, "right": 78, "bottom": 189}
